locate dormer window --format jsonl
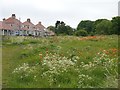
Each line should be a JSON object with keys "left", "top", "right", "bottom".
{"left": 11, "top": 24, "right": 12, "bottom": 26}
{"left": 27, "top": 26, "right": 29, "bottom": 29}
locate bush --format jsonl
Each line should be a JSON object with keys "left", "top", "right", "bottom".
{"left": 75, "top": 29, "right": 88, "bottom": 36}
{"left": 90, "top": 32, "right": 95, "bottom": 36}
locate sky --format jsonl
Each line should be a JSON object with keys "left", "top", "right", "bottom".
{"left": 0, "top": 0, "right": 119, "bottom": 28}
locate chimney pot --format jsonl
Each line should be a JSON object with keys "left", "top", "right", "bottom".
{"left": 3, "top": 18, "right": 5, "bottom": 21}
{"left": 12, "top": 14, "right": 16, "bottom": 19}
{"left": 27, "top": 18, "right": 31, "bottom": 22}
{"left": 39, "top": 22, "right": 41, "bottom": 24}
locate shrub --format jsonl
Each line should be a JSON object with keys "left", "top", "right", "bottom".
{"left": 75, "top": 29, "right": 88, "bottom": 36}
{"left": 90, "top": 32, "right": 95, "bottom": 36}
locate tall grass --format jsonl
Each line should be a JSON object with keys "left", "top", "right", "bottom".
{"left": 2, "top": 35, "right": 118, "bottom": 88}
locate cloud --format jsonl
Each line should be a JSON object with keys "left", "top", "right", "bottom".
{"left": 0, "top": 0, "right": 119, "bottom": 28}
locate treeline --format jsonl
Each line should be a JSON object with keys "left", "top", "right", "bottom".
{"left": 47, "top": 16, "right": 120, "bottom": 36}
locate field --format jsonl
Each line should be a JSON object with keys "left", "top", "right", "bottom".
{"left": 2, "top": 35, "right": 119, "bottom": 88}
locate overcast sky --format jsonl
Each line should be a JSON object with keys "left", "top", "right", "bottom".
{"left": 0, "top": 0, "right": 119, "bottom": 28}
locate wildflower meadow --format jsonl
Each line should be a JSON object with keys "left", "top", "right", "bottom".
{"left": 2, "top": 35, "right": 119, "bottom": 88}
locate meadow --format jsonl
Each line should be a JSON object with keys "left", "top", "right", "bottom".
{"left": 2, "top": 35, "right": 119, "bottom": 88}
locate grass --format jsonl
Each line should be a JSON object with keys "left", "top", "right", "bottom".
{"left": 2, "top": 35, "right": 118, "bottom": 88}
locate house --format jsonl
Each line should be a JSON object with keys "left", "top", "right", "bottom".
{"left": 0, "top": 14, "right": 55, "bottom": 37}
{"left": 35, "top": 22, "right": 55, "bottom": 36}
{"left": 35, "top": 22, "right": 46, "bottom": 37}
{"left": 22, "top": 18, "right": 36, "bottom": 36}
{"left": 47, "top": 30, "right": 55, "bottom": 36}
{"left": 0, "top": 14, "right": 22, "bottom": 36}
{"left": 0, "top": 20, "right": 13, "bottom": 35}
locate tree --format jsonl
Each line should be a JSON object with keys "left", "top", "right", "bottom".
{"left": 57, "top": 24, "right": 66, "bottom": 34}
{"left": 55, "top": 21, "right": 74, "bottom": 35}
{"left": 65, "top": 25, "right": 74, "bottom": 35}
{"left": 77, "top": 20, "right": 94, "bottom": 34}
{"left": 60, "top": 21, "right": 65, "bottom": 26}
{"left": 95, "top": 19, "right": 112, "bottom": 35}
{"left": 111, "top": 16, "right": 120, "bottom": 35}
{"left": 93, "top": 19, "right": 108, "bottom": 33}
{"left": 55, "top": 21, "right": 60, "bottom": 28}
{"left": 47, "top": 26, "right": 56, "bottom": 32}
{"left": 75, "top": 29, "right": 88, "bottom": 36}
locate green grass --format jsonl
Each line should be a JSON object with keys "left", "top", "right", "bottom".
{"left": 2, "top": 35, "right": 118, "bottom": 88}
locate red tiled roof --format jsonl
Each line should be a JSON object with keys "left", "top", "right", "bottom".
{"left": 0, "top": 14, "right": 46, "bottom": 31}
{"left": 23, "top": 21, "right": 34, "bottom": 26}
{"left": 22, "top": 21, "right": 35, "bottom": 30}
{"left": 5, "top": 17, "right": 22, "bottom": 25}
{"left": 0, "top": 21, "right": 13, "bottom": 30}
{"left": 1, "top": 16, "right": 22, "bottom": 30}
{"left": 36, "top": 22, "right": 45, "bottom": 31}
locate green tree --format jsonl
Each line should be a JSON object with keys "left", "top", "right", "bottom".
{"left": 111, "top": 16, "right": 120, "bottom": 34}
{"left": 95, "top": 20, "right": 112, "bottom": 35}
{"left": 55, "top": 21, "right": 74, "bottom": 35}
{"left": 77, "top": 20, "right": 94, "bottom": 34}
{"left": 65, "top": 25, "right": 74, "bottom": 35}
{"left": 75, "top": 29, "right": 88, "bottom": 36}
{"left": 93, "top": 19, "right": 108, "bottom": 33}
{"left": 55, "top": 21, "right": 60, "bottom": 28}
{"left": 57, "top": 24, "right": 66, "bottom": 35}
{"left": 55, "top": 21, "right": 61, "bottom": 35}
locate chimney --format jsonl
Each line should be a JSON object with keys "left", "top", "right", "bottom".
{"left": 3, "top": 18, "right": 5, "bottom": 21}
{"left": 27, "top": 18, "right": 31, "bottom": 22}
{"left": 38, "top": 21, "right": 41, "bottom": 24}
{"left": 12, "top": 14, "right": 16, "bottom": 19}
